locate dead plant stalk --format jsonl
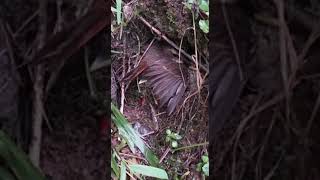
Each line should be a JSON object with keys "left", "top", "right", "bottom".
{"left": 29, "top": 0, "right": 47, "bottom": 167}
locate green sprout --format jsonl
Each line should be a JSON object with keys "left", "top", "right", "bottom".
{"left": 165, "top": 129, "right": 182, "bottom": 148}
{"left": 196, "top": 155, "right": 209, "bottom": 177}
{"left": 185, "top": 0, "right": 209, "bottom": 34}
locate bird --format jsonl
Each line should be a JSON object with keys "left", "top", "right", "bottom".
{"left": 122, "top": 40, "right": 188, "bottom": 115}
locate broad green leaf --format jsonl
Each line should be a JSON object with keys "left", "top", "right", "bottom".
{"left": 165, "top": 136, "right": 170, "bottom": 142}
{"left": 171, "top": 141, "right": 178, "bottom": 148}
{"left": 129, "top": 164, "right": 168, "bottom": 179}
{"left": 166, "top": 129, "right": 171, "bottom": 135}
{"left": 196, "top": 163, "right": 202, "bottom": 172}
{"left": 199, "top": 20, "right": 209, "bottom": 33}
{"left": 111, "top": 103, "right": 159, "bottom": 166}
{"left": 0, "top": 130, "right": 46, "bottom": 180}
{"left": 111, "top": 152, "right": 120, "bottom": 177}
{"left": 120, "top": 161, "right": 126, "bottom": 180}
{"left": 201, "top": 155, "right": 209, "bottom": 163}
{"left": 117, "top": 124, "right": 136, "bottom": 153}
{"left": 0, "top": 166, "right": 16, "bottom": 180}
{"left": 202, "top": 163, "right": 209, "bottom": 176}
{"left": 199, "top": 0, "right": 209, "bottom": 12}
{"left": 172, "top": 133, "right": 182, "bottom": 140}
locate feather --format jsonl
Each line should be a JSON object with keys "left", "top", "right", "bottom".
{"left": 122, "top": 41, "right": 188, "bottom": 114}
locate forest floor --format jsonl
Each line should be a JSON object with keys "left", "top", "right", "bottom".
{"left": 111, "top": 0, "right": 209, "bottom": 179}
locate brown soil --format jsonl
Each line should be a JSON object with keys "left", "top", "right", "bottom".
{"left": 40, "top": 56, "right": 109, "bottom": 179}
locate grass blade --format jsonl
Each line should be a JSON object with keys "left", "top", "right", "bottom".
{"left": 0, "top": 130, "right": 46, "bottom": 180}
{"left": 129, "top": 164, "right": 168, "bottom": 179}
{"left": 120, "top": 160, "right": 126, "bottom": 180}
{"left": 116, "top": 0, "right": 122, "bottom": 25}
{"left": 111, "top": 103, "right": 159, "bottom": 167}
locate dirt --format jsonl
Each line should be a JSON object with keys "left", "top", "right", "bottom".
{"left": 41, "top": 115, "right": 107, "bottom": 180}
{"left": 39, "top": 54, "right": 109, "bottom": 180}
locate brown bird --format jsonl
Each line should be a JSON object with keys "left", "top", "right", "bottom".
{"left": 122, "top": 41, "right": 188, "bottom": 115}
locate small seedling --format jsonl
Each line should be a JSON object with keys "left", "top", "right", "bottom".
{"left": 165, "top": 129, "right": 182, "bottom": 148}
{"left": 185, "top": 0, "right": 209, "bottom": 34}
{"left": 196, "top": 155, "right": 209, "bottom": 177}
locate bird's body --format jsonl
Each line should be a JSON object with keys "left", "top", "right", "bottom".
{"left": 122, "top": 41, "right": 188, "bottom": 115}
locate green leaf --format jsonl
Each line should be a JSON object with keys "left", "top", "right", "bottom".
{"left": 165, "top": 136, "right": 171, "bottom": 143}
{"left": 116, "top": 0, "right": 122, "bottom": 25}
{"left": 196, "top": 163, "right": 202, "bottom": 172}
{"left": 111, "top": 152, "right": 120, "bottom": 177}
{"left": 129, "top": 164, "right": 169, "bottom": 179}
{"left": 0, "top": 166, "right": 16, "bottom": 180}
{"left": 0, "top": 130, "right": 46, "bottom": 180}
{"left": 199, "top": 0, "right": 209, "bottom": 12}
{"left": 201, "top": 155, "right": 209, "bottom": 163}
{"left": 120, "top": 161, "right": 126, "bottom": 180}
{"left": 202, "top": 163, "right": 209, "bottom": 176}
{"left": 117, "top": 126, "right": 135, "bottom": 153}
{"left": 111, "top": 103, "right": 159, "bottom": 167}
{"left": 185, "top": 0, "right": 193, "bottom": 9}
{"left": 171, "top": 141, "right": 178, "bottom": 148}
{"left": 111, "top": 7, "right": 117, "bottom": 13}
{"left": 166, "top": 129, "right": 171, "bottom": 135}
{"left": 199, "top": 20, "right": 209, "bottom": 33}
{"left": 172, "top": 133, "right": 182, "bottom": 140}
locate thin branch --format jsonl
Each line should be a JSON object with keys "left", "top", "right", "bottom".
{"left": 29, "top": 0, "right": 47, "bottom": 167}
{"left": 137, "top": 15, "right": 208, "bottom": 73}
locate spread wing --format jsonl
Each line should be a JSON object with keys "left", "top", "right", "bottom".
{"left": 143, "top": 57, "right": 187, "bottom": 115}
{"left": 122, "top": 42, "right": 188, "bottom": 115}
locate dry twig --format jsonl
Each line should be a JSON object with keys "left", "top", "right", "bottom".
{"left": 29, "top": 0, "right": 47, "bottom": 167}
{"left": 137, "top": 15, "right": 208, "bottom": 73}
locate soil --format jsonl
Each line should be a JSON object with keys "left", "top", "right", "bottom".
{"left": 40, "top": 53, "right": 109, "bottom": 180}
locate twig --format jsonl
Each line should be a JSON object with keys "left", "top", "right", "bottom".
{"left": 135, "top": 38, "right": 155, "bottom": 68}
{"left": 13, "top": 10, "right": 39, "bottom": 37}
{"left": 191, "top": 12, "right": 201, "bottom": 91}
{"left": 120, "top": 35, "right": 127, "bottom": 113}
{"left": 45, "top": 0, "right": 65, "bottom": 93}
{"left": 173, "top": 142, "right": 209, "bottom": 152}
{"left": 274, "top": 0, "right": 290, "bottom": 121}
{"left": 118, "top": 153, "right": 148, "bottom": 162}
{"left": 29, "top": 0, "right": 47, "bottom": 167}
{"left": 1, "top": 21, "right": 21, "bottom": 84}
{"left": 263, "top": 151, "right": 284, "bottom": 180}
{"left": 222, "top": 4, "right": 243, "bottom": 81}
{"left": 255, "top": 111, "right": 277, "bottom": 180}
{"left": 178, "top": 27, "right": 193, "bottom": 88}
{"left": 149, "top": 103, "right": 159, "bottom": 131}
{"left": 232, "top": 94, "right": 263, "bottom": 180}
{"left": 137, "top": 15, "right": 208, "bottom": 73}
{"left": 40, "top": 105, "right": 53, "bottom": 132}
{"left": 305, "top": 90, "right": 320, "bottom": 137}
{"left": 84, "top": 46, "right": 97, "bottom": 98}
{"left": 159, "top": 147, "right": 170, "bottom": 164}
{"left": 123, "top": 38, "right": 155, "bottom": 90}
